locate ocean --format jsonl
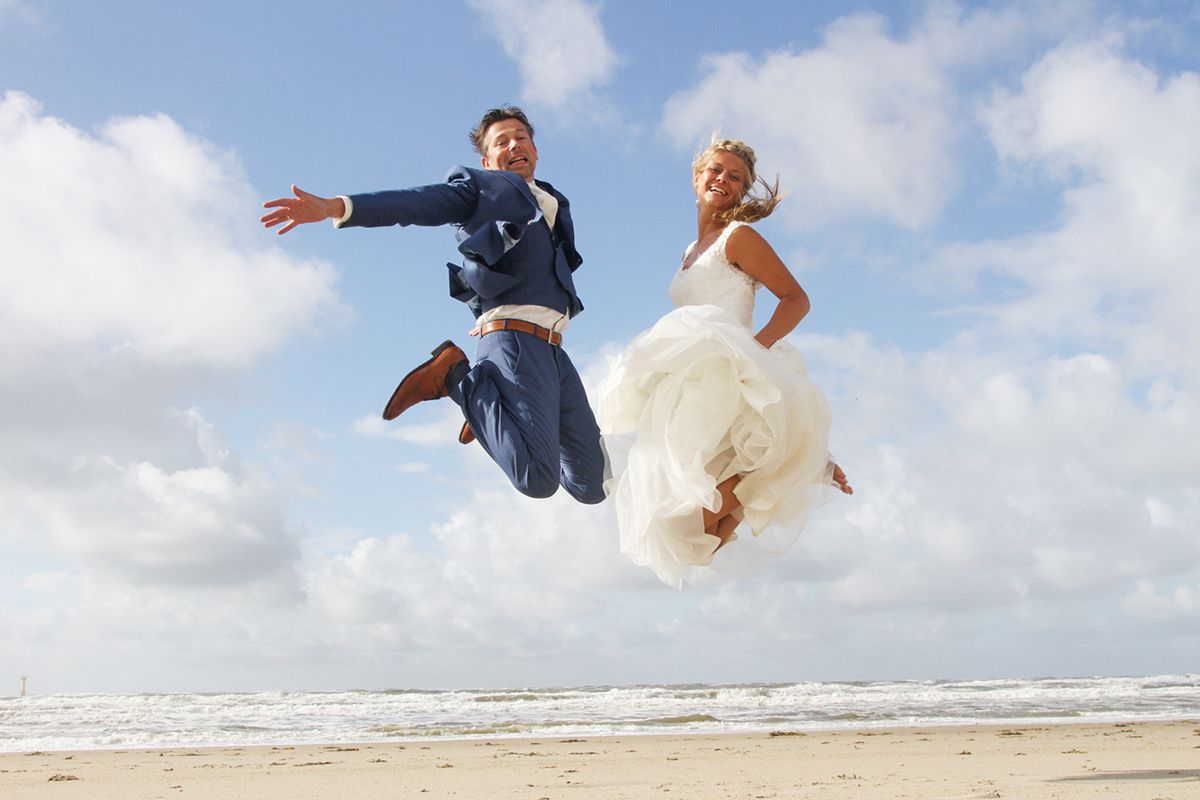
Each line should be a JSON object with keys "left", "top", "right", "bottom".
{"left": 1, "top": 674, "right": 1196, "bottom": 752}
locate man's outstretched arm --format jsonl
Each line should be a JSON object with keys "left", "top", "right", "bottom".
{"left": 262, "top": 178, "right": 482, "bottom": 233}
{"left": 261, "top": 186, "right": 345, "bottom": 235}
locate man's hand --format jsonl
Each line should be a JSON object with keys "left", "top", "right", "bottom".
{"left": 261, "top": 186, "right": 345, "bottom": 234}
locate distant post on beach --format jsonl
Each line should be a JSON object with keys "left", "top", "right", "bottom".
{"left": 19, "top": 676, "right": 27, "bottom": 697}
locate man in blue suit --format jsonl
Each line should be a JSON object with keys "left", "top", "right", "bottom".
{"left": 261, "top": 107, "right": 605, "bottom": 504}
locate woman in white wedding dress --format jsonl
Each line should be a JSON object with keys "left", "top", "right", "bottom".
{"left": 598, "top": 138, "right": 852, "bottom": 588}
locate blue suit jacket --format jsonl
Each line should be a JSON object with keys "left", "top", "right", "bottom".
{"left": 342, "top": 167, "right": 584, "bottom": 318}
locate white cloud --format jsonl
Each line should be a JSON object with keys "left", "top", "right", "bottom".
{"left": 0, "top": 91, "right": 343, "bottom": 369}
{"left": 38, "top": 460, "right": 293, "bottom": 583}
{"left": 5, "top": 315, "right": 1198, "bottom": 687}
{"left": 0, "top": 92, "right": 343, "bottom": 586}
{"left": 469, "top": 0, "right": 619, "bottom": 108}
{"left": 1123, "top": 579, "right": 1200, "bottom": 620}
{"left": 301, "top": 20, "right": 1200, "bottom": 675}
{"left": 594, "top": 331, "right": 1187, "bottom": 679}
{"left": 1, "top": 474, "right": 648, "bottom": 690}
{"left": 658, "top": 4, "right": 1091, "bottom": 230}
{"left": 0, "top": 0, "right": 38, "bottom": 29}
{"left": 962, "top": 40, "right": 1200, "bottom": 381}
{"left": 777, "top": 46, "right": 1200, "bottom": 625}
{"left": 351, "top": 406, "right": 463, "bottom": 446}
{"left": 661, "top": 12, "right": 959, "bottom": 229}
{"left": 5, "top": 8, "right": 1200, "bottom": 693}
{"left": 912, "top": 40, "right": 1200, "bottom": 616}
{"left": 305, "top": 486, "right": 632, "bottom": 654}
{"left": 664, "top": 30, "right": 1200, "bottom": 646}
{"left": 642, "top": 26, "right": 1199, "bottom": 646}
{"left": 7, "top": 413, "right": 298, "bottom": 587}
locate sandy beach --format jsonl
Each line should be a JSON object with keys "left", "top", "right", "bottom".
{"left": 1, "top": 719, "right": 1196, "bottom": 799}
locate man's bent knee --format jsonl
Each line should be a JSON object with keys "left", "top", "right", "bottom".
{"left": 565, "top": 482, "right": 606, "bottom": 505}
{"left": 513, "top": 466, "right": 560, "bottom": 499}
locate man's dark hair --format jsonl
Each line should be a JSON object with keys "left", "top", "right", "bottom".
{"left": 469, "top": 106, "right": 535, "bottom": 155}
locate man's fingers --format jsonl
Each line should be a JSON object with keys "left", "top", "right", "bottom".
{"left": 260, "top": 209, "right": 290, "bottom": 227}
{"left": 261, "top": 187, "right": 320, "bottom": 232}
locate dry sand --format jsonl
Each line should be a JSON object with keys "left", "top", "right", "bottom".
{"left": 1, "top": 719, "right": 1197, "bottom": 799}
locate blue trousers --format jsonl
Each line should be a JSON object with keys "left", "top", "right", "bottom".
{"left": 448, "top": 331, "right": 606, "bottom": 504}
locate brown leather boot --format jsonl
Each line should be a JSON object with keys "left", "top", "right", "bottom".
{"left": 381, "top": 340, "right": 468, "bottom": 421}
{"left": 458, "top": 421, "right": 476, "bottom": 445}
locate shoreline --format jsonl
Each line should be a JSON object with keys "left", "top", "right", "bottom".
{"left": 3, "top": 713, "right": 1198, "bottom": 754}
{"left": 3, "top": 719, "right": 1197, "bottom": 798}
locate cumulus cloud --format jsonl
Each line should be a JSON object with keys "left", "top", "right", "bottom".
{"left": 8, "top": 412, "right": 298, "bottom": 587}
{"left": 659, "top": 4, "right": 1085, "bottom": 229}
{"left": 351, "top": 404, "right": 465, "bottom": 446}
{"left": 0, "top": 0, "right": 38, "bottom": 29}
{"left": 967, "top": 40, "right": 1200, "bottom": 379}
{"left": 1, "top": 473, "right": 647, "bottom": 690}
{"left": 469, "top": 0, "right": 619, "bottom": 108}
{"left": 651, "top": 10, "right": 1200, "bottom": 648}
{"left": 661, "top": 13, "right": 957, "bottom": 229}
{"left": 777, "top": 35, "right": 1200, "bottom": 644}
{"left": 1123, "top": 579, "right": 1200, "bottom": 621}
{"left": 5, "top": 8, "right": 1200, "bottom": 692}
{"left": 804, "top": 342, "right": 1200, "bottom": 610}
{"left": 306, "top": 485, "right": 632, "bottom": 654}
{"left": 0, "top": 92, "right": 341, "bottom": 368}
{"left": 0, "top": 92, "right": 342, "bottom": 586}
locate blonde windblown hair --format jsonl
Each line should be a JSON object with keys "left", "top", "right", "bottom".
{"left": 692, "top": 137, "right": 783, "bottom": 224}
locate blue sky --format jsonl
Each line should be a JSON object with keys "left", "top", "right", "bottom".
{"left": 1, "top": 0, "right": 1198, "bottom": 694}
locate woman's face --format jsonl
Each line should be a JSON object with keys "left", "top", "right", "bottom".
{"left": 694, "top": 150, "right": 749, "bottom": 212}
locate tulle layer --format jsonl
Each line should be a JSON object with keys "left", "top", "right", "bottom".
{"left": 599, "top": 304, "right": 834, "bottom": 588}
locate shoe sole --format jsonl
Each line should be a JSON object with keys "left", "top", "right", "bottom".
{"left": 458, "top": 420, "right": 476, "bottom": 445}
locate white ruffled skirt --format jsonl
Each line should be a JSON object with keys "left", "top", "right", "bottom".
{"left": 598, "top": 304, "right": 834, "bottom": 588}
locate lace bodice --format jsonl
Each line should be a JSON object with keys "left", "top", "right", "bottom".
{"left": 668, "top": 221, "right": 759, "bottom": 328}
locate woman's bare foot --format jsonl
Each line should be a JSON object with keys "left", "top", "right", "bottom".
{"left": 711, "top": 511, "right": 742, "bottom": 551}
{"left": 832, "top": 463, "right": 853, "bottom": 495}
{"left": 702, "top": 475, "right": 743, "bottom": 532}
{"left": 704, "top": 508, "right": 743, "bottom": 553}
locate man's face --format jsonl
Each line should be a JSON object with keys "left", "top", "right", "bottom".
{"left": 480, "top": 118, "right": 538, "bottom": 180}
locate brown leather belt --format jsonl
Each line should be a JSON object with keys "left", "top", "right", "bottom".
{"left": 472, "top": 319, "right": 562, "bottom": 346}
